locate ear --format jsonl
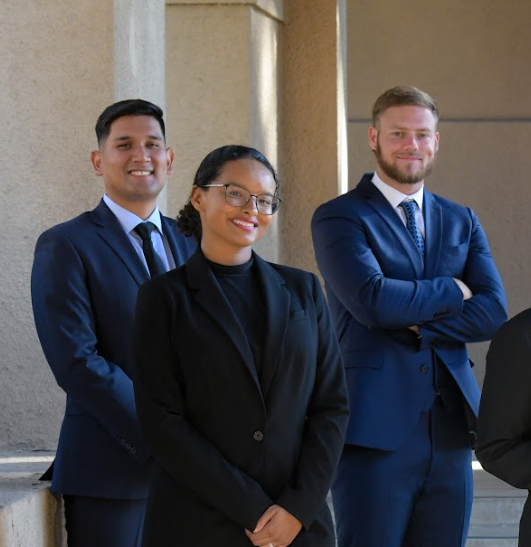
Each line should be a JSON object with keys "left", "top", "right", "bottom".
{"left": 368, "top": 126, "right": 378, "bottom": 151}
{"left": 91, "top": 150, "right": 103, "bottom": 176}
{"left": 434, "top": 131, "right": 440, "bottom": 151}
{"left": 166, "top": 147, "right": 175, "bottom": 175}
{"left": 190, "top": 185, "right": 204, "bottom": 212}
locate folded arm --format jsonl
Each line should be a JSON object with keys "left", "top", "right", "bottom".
{"left": 417, "top": 211, "right": 506, "bottom": 347}
{"left": 312, "top": 208, "right": 464, "bottom": 330}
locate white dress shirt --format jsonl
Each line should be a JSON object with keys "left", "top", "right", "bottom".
{"left": 371, "top": 172, "right": 425, "bottom": 237}
{"left": 103, "top": 194, "right": 176, "bottom": 273}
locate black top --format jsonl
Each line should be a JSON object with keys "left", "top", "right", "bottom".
{"left": 207, "top": 258, "right": 265, "bottom": 375}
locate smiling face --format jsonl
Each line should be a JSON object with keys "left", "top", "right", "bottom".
{"left": 368, "top": 105, "right": 439, "bottom": 194}
{"left": 191, "top": 158, "right": 277, "bottom": 265}
{"left": 91, "top": 115, "right": 174, "bottom": 218}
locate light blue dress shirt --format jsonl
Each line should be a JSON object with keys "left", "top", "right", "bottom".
{"left": 103, "top": 194, "right": 176, "bottom": 273}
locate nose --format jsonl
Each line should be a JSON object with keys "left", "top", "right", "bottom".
{"left": 403, "top": 134, "right": 419, "bottom": 150}
{"left": 242, "top": 195, "right": 259, "bottom": 213}
{"left": 132, "top": 145, "right": 151, "bottom": 162}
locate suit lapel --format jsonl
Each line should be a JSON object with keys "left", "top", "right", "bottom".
{"left": 423, "top": 190, "right": 442, "bottom": 279}
{"left": 253, "top": 253, "right": 290, "bottom": 397}
{"left": 91, "top": 200, "right": 149, "bottom": 285}
{"left": 357, "top": 176, "right": 424, "bottom": 277}
{"left": 186, "top": 250, "right": 261, "bottom": 390}
{"left": 161, "top": 215, "right": 193, "bottom": 267}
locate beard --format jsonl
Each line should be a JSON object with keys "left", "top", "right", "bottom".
{"left": 374, "top": 141, "right": 436, "bottom": 185}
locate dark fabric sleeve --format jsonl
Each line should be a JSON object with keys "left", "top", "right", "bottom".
{"left": 276, "top": 274, "right": 349, "bottom": 529}
{"left": 476, "top": 315, "right": 531, "bottom": 489}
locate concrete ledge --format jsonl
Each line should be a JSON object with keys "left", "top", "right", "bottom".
{"left": 0, "top": 452, "right": 65, "bottom": 547}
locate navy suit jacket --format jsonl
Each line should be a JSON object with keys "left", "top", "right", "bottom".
{"left": 31, "top": 199, "right": 196, "bottom": 499}
{"left": 312, "top": 174, "right": 507, "bottom": 450}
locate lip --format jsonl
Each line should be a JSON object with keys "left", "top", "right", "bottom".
{"left": 231, "top": 217, "right": 258, "bottom": 232}
{"left": 396, "top": 156, "right": 422, "bottom": 161}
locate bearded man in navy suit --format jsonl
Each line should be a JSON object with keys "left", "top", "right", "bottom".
{"left": 31, "top": 99, "right": 195, "bottom": 546}
{"left": 312, "top": 86, "right": 506, "bottom": 547}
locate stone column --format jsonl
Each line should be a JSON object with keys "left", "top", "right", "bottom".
{"left": 165, "top": 0, "right": 283, "bottom": 262}
{"left": 114, "top": 0, "right": 168, "bottom": 210}
{"left": 280, "top": 0, "right": 348, "bottom": 271}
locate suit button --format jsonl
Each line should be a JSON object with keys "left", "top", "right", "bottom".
{"left": 420, "top": 364, "right": 429, "bottom": 374}
{"left": 120, "top": 439, "right": 126, "bottom": 446}
{"left": 253, "top": 431, "right": 264, "bottom": 442}
{"left": 125, "top": 443, "right": 131, "bottom": 450}
{"left": 131, "top": 448, "right": 137, "bottom": 455}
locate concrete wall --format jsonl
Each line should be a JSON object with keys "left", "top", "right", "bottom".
{"left": 0, "top": 1, "right": 114, "bottom": 449}
{"left": 165, "top": 1, "right": 281, "bottom": 262}
{"left": 346, "top": 0, "right": 531, "bottom": 384}
{"left": 280, "top": 0, "right": 348, "bottom": 272}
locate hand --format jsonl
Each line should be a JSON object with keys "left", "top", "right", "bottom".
{"left": 245, "top": 504, "right": 302, "bottom": 547}
{"left": 408, "top": 325, "right": 420, "bottom": 334}
{"left": 453, "top": 278, "right": 473, "bottom": 301}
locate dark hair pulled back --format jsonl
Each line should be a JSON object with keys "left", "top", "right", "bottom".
{"left": 177, "top": 145, "right": 278, "bottom": 242}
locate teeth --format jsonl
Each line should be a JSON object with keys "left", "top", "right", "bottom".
{"left": 233, "top": 219, "right": 255, "bottom": 227}
{"left": 130, "top": 170, "right": 152, "bottom": 175}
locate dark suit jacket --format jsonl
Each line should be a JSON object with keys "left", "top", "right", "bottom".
{"left": 31, "top": 199, "right": 195, "bottom": 499}
{"left": 476, "top": 310, "right": 531, "bottom": 545}
{"left": 133, "top": 249, "right": 349, "bottom": 547}
{"left": 312, "top": 174, "right": 506, "bottom": 450}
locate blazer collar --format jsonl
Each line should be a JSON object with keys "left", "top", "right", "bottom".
{"left": 423, "top": 189, "right": 442, "bottom": 278}
{"left": 91, "top": 199, "right": 150, "bottom": 285}
{"left": 357, "top": 175, "right": 424, "bottom": 277}
{"left": 186, "top": 249, "right": 290, "bottom": 398}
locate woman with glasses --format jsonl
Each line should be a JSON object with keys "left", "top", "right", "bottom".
{"left": 133, "top": 145, "right": 348, "bottom": 547}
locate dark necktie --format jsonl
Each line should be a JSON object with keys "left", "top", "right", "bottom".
{"left": 398, "top": 200, "right": 425, "bottom": 255}
{"left": 133, "top": 222, "right": 167, "bottom": 278}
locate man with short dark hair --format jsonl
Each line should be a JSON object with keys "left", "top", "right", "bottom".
{"left": 31, "top": 99, "right": 196, "bottom": 546}
{"left": 312, "top": 86, "right": 506, "bottom": 547}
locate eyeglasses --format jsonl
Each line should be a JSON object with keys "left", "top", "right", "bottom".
{"left": 201, "top": 183, "right": 281, "bottom": 215}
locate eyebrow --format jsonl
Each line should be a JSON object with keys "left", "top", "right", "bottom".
{"left": 112, "top": 135, "right": 164, "bottom": 141}
{"left": 226, "top": 182, "right": 275, "bottom": 196}
{"left": 388, "top": 125, "right": 434, "bottom": 132}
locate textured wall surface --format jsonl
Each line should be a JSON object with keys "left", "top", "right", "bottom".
{"left": 165, "top": 2, "right": 281, "bottom": 262}
{"left": 347, "top": 0, "right": 531, "bottom": 384}
{"left": 0, "top": 0, "right": 113, "bottom": 449}
{"left": 280, "top": 0, "right": 347, "bottom": 273}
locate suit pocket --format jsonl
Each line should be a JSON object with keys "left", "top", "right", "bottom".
{"left": 442, "top": 241, "right": 468, "bottom": 255}
{"left": 343, "top": 349, "right": 383, "bottom": 370}
{"left": 289, "top": 309, "right": 308, "bottom": 322}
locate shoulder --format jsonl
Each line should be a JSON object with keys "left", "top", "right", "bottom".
{"left": 36, "top": 210, "right": 95, "bottom": 246}
{"left": 312, "top": 174, "right": 376, "bottom": 225}
{"left": 492, "top": 308, "right": 531, "bottom": 342}
{"left": 429, "top": 191, "right": 476, "bottom": 219}
{"left": 265, "top": 261, "right": 317, "bottom": 290}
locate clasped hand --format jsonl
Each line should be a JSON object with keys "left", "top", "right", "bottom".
{"left": 245, "top": 504, "right": 302, "bottom": 547}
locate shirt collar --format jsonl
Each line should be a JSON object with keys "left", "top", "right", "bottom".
{"left": 371, "top": 172, "right": 424, "bottom": 211}
{"left": 103, "top": 194, "right": 163, "bottom": 235}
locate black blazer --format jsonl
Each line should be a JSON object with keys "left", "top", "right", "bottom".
{"left": 133, "top": 249, "right": 349, "bottom": 547}
{"left": 476, "top": 309, "right": 531, "bottom": 545}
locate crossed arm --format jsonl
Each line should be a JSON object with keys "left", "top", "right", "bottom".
{"left": 311, "top": 206, "right": 506, "bottom": 345}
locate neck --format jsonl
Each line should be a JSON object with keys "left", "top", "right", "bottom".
{"left": 375, "top": 167, "right": 423, "bottom": 195}
{"left": 200, "top": 241, "right": 252, "bottom": 266}
{"left": 107, "top": 194, "right": 158, "bottom": 220}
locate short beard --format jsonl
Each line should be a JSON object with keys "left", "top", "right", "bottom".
{"left": 374, "top": 141, "right": 435, "bottom": 185}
